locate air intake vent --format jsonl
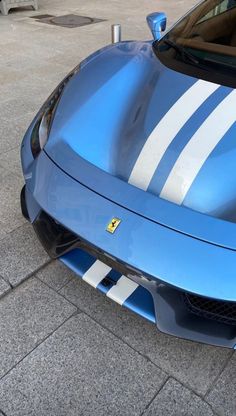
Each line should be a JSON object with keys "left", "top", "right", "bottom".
{"left": 183, "top": 293, "right": 236, "bottom": 326}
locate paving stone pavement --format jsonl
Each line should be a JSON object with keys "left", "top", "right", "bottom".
{"left": 0, "top": 0, "right": 233, "bottom": 414}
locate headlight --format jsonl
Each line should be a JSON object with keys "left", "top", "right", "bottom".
{"left": 31, "top": 65, "right": 79, "bottom": 159}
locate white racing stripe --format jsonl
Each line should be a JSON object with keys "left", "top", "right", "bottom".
{"left": 82, "top": 260, "right": 111, "bottom": 288}
{"left": 106, "top": 275, "right": 139, "bottom": 305}
{"left": 160, "top": 90, "right": 236, "bottom": 205}
{"left": 128, "top": 80, "right": 219, "bottom": 191}
{"left": 83, "top": 260, "right": 138, "bottom": 305}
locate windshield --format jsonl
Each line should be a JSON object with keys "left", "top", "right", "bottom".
{"left": 154, "top": 0, "right": 236, "bottom": 87}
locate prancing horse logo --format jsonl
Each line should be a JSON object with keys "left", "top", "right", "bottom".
{"left": 106, "top": 218, "right": 121, "bottom": 234}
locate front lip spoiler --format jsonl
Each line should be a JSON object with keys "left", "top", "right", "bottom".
{"left": 152, "top": 285, "right": 236, "bottom": 348}
{"left": 28, "top": 205, "right": 236, "bottom": 348}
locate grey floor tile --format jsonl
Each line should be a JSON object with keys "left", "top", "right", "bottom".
{"left": 0, "top": 276, "right": 11, "bottom": 298}
{"left": 0, "top": 225, "right": 7, "bottom": 242}
{"left": 0, "top": 96, "right": 42, "bottom": 121}
{"left": 0, "top": 71, "right": 52, "bottom": 104}
{"left": 0, "top": 223, "right": 49, "bottom": 286}
{"left": 206, "top": 353, "right": 236, "bottom": 416}
{"left": 0, "top": 173, "right": 26, "bottom": 233}
{"left": 0, "top": 277, "right": 76, "bottom": 379}
{"left": 0, "top": 314, "right": 167, "bottom": 416}
{"left": 0, "top": 112, "right": 35, "bottom": 154}
{"left": 60, "top": 277, "right": 231, "bottom": 395}
{"left": 36, "top": 260, "right": 75, "bottom": 292}
{"left": 0, "top": 147, "right": 23, "bottom": 177}
{"left": 0, "top": 65, "right": 26, "bottom": 86}
{"left": 0, "top": 164, "right": 8, "bottom": 179}
{"left": 143, "top": 378, "right": 214, "bottom": 416}
{"left": 0, "top": 40, "right": 62, "bottom": 68}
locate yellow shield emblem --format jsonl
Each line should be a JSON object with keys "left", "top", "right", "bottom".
{"left": 106, "top": 218, "right": 121, "bottom": 234}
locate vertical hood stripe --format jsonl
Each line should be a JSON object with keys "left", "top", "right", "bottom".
{"left": 147, "top": 86, "right": 231, "bottom": 196}
{"left": 160, "top": 90, "right": 236, "bottom": 205}
{"left": 128, "top": 79, "right": 220, "bottom": 191}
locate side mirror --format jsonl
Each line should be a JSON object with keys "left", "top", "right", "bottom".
{"left": 146, "top": 12, "right": 167, "bottom": 41}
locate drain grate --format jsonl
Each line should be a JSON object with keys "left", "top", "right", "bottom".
{"left": 33, "top": 14, "right": 105, "bottom": 28}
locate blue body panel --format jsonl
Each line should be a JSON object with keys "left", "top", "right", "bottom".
{"left": 42, "top": 41, "right": 236, "bottom": 250}
{"left": 20, "top": 35, "right": 236, "bottom": 348}
{"left": 22, "top": 147, "right": 236, "bottom": 303}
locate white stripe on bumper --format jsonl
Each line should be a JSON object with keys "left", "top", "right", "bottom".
{"left": 82, "top": 260, "right": 111, "bottom": 288}
{"left": 128, "top": 80, "right": 219, "bottom": 191}
{"left": 106, "top": 275, "right": 139, "bottom": 305}
{"left": 160, "top": 90, "right": 236, "bottom": 205}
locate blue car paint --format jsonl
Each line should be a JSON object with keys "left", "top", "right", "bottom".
{"left": 45, "top": 42, "right": 198, "bottom": 183}
{"left": 22, "top": 117, "right": 236, "bottom": 255}
{"left": 20, "top": 29, "right": 236, "bottom": 347}
{"left": 21, "top": 48, "right": 236, "bottom": 251}
{"left": 146, "top": 12, "right": 167, "bottom": 41}
{"left": 184, "top": 122, "right": 236, "bottom": 221}
{"left": 44, "top": 41, "right": 236, "bottom": 226}
{"left": 22, "top": 147, "right": 236, "bottom": 303}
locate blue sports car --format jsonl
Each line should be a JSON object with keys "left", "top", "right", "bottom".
{"left": 21, "top": 0, "right": 236, "bottom": 348}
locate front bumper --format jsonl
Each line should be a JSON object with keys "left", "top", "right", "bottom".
{"left": 20, "top": 105, "right": 236, "bottom": 348}
{"left": 21, "top": 180, "right": 236, "bottom": 348}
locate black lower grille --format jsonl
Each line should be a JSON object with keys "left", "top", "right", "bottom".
{"left": 183, "top": 293, "right": 236, "bottom": 326}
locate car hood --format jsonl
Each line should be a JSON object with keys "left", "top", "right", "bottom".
{"left": 45, "top": 41, "right": 236, "bottom": 249}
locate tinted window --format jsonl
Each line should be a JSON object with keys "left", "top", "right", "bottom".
{"left": 154, "top": 0, "right": 236, "bottom": 88}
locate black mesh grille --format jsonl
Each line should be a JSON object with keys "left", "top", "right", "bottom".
{"left": 183, "top": 293, "right": 236, "bottom": 326}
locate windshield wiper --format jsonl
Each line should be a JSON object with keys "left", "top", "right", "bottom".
{"left": 163, "top": 39, "right": 200, "bottom": 65}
